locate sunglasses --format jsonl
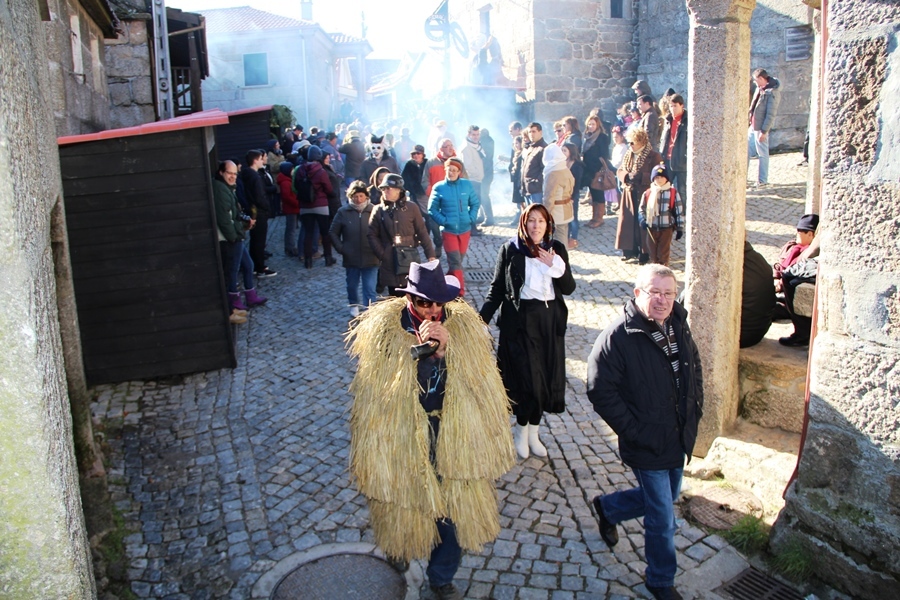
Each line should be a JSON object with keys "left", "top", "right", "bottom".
{"left": 412, "top": 297, "right": 444, "bottom": 309}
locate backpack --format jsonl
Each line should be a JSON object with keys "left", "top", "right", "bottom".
{"left": 292, "top": 164, "right": 315, "bottom": 206}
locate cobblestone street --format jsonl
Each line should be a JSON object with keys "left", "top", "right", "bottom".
{"left": 93, "top": 153, "right": 810, "bottom": 599}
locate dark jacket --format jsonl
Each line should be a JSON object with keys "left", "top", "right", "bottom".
{"left": 749, "top": 77, "right": 781, "bottom": 133}
{"left": 368, "top": 198, "right": 435, "bottom": 289}
{"left": 401, "top": 159, "right": 428, "bottom": 211}
{"left": 586, "top": 299, "right": 704, "bottom": 470}
{"left": 521, "top": 137, "right": 548, "bottom": 195}
{"left": 297, "top": 161, "right": 333, "bottom": 211}
{"left": 660, "top": 111, "right": 688, "bottom": 172}
{"left": 740, "top": 240, "right": 775, "bottom": 348}
{"left": 581, "top": 131, "right": 610, "bottom": 184}
{"left": 329, "top": 203, "right": 379, "bottom": 269}
{"left": 240, "top": 167, "right": 269, "bottom": 218}
{"left": 339, "top": 138, "right": 367, "bottom": 179}
{"left": 479, "top": 238, "right": 576, "bottom": 334}
{"left": 324, "top": 164, "right": 342, "bottom": 216}
{"left": 212, "top": 178, "right": 245, "bottom": 242}
{"left": 360, "top": 156, "right": 400, "bottom": 186}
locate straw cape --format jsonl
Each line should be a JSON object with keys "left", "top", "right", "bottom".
{"left": 346, "top": 296, "right": 515, "bottom": 561}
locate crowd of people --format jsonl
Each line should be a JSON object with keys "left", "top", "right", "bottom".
{"left": 211, "top": 73, "right": 796, "bottom": 600}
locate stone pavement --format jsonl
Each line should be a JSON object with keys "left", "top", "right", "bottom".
{"left": 92, "top": 153, "right": 810, "bottom": 599}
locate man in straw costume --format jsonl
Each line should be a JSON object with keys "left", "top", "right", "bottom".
{"left": 347, "top": 261, "right": 515, "bottom": 600}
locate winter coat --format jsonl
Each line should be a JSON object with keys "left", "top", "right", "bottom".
{"left": 749, "top": 77, "right": 781, "bottom": 133}
{"left": 240, "top": 167, "right": 269, "bottom": 218}
{"left": 543, "top": 168, "right": 575, "bottom": 225}
{"left": 582, "top": 131, "right": 611, "bottom": 186}
{"left": 212, "top": 178, "right": 245, "bottom": 242}
{"left": 428, "top": 177, "right": 481, "bottom": 235}
{"left": 324, "top": 164, "right": 342, "bottom": 216}
{"left": 360, "top": 156, "right": 400, "bottom": 186}
{"left": 422, "top": 151, "right": 456, "bottom": 198}
{"left": 296, "top": 161, "right": 333, "bottom": 212}
{"left": 461, "top": 141, "right": 486, "bottom": 182}
{"left": 329, "top": 203, "right": 379, "bottom": 269}
{"left": 660, "top": 111, "right": 688, "bottom": 172}
{"left": 479, "top": 238, "right": 575, "bottom": 334}
{"left": 521, "top": 137, "right": 548, "bottom": 195}
{"left": 339, "top": 138, "right": 367, "bottom": 179}
{"left": 401, "top": 159, "right": 428, "bottom": 211}
{"left": 368, "top": 198, "right": 436, "bottom": 289}
{"left": 586, "top": 299, "right": 704, "bottom": 471}
{"left": 277, "top": 171, "right": 298, "bottom": 215}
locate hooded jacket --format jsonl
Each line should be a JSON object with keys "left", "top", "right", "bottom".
{"left": 586, "top": 299, "right": 704, "bottom": 470}
{"left": 428, "top": 176, "right": 481, "bottom": 235}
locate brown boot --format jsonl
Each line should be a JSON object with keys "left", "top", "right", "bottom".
{"left": 586, "top": 203, "right": 604, "bottom": 228}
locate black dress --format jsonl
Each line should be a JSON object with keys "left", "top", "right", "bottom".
{"left": 479, "top": 238, "right": 576, "bottom": 423}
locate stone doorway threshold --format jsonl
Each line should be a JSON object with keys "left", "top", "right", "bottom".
{"left": 251, "top": 542, "right": 424, "bottom": 600}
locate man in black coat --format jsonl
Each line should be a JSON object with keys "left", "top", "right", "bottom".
{"left": 586, "top": 264, "right": 703, "bottom": 600}
{"left": 660, "top": 95, "right": 688, "bottom": 214}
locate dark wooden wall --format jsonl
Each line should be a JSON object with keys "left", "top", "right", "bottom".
{"left": 214, "top": 111, "right": 272, "bottom": 165}
{"left": 59, "top": 128, "right": 236, "bottom": 385}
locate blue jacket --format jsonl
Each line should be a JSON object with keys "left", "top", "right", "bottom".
{"left": 428, "top": 177, "right": 480, "bottom": 234}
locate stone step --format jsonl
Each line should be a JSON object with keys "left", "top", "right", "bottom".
{"left": 686, "top": 419, "right": 801, "bottom": 522}
{"left": 738, "top": 321, "right": 808, "bottom": 433}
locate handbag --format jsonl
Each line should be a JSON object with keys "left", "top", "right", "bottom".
{"left": 393, "top": 245, "right": 420, "bottom": 276}
{"left": 590, "top": 159, "right": 617, "bottom": 191}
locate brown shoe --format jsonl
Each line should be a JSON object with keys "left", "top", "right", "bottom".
{"left": 229, "top": 312, "right": 247, "bottom": 324}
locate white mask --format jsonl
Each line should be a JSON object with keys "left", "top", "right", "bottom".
{"left": 371, "top": 143, "right": 384, "bottom": 160}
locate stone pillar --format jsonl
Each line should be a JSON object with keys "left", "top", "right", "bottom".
{"left": 772, "top": 2, "right": 900, "bottom": 597}
{"left": 683, "top": 0, "right": 756, "bottom": 456}
{"left": 805, "top": 10, "right": 823, "bottom": 214}
{"left": 1, "top": 0, "right": 95, "bottom": 596}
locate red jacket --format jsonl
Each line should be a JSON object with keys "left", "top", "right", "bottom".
{"left": 423, "top": 150, "right": 456, "bottom": 198}
{"left": 277, "top": 171, "right": 298, "bottom": 215}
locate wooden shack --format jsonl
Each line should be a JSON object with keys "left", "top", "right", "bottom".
{"left": 58, "top": 110, "right": 237, "bottom": 385}
{"left": 214, "top": 105, "right": 274, "bottom": 164}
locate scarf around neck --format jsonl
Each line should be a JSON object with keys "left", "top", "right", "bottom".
{"left": 623, "top": 144, "right": 651, "bottom": 182}
{"left": 646, "top": 180, "right": 672, "bottom": 221}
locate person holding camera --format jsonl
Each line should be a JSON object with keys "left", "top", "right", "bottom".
{"left": 368, "top": 174, "right": 435, "bottom": 296}
{"left": 479, "top": 204, "right": 575, "bottom": 459}
{"left": 347, "top": 260, "right": 514, "bottom": 600}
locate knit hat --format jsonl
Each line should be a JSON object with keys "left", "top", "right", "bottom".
{"left": 307, "top": 145, "right": 324, "bottom": 163}
{"left": 796, "top": 214, "right": 819, "bottom": 232}
{"left": 650, "top": 162, "right": 669, "bottom": 182}
{"left": 292, "top": 139, "right": 311, "bottom": 153}
{"left": 279, "top": 161, "right": 294, "bottom": 177}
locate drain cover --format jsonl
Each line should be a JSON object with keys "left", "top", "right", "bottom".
{"left": 687, "top": 486, "right": 763, "bottom": 529}
{"left": 271, "top": 553, "right": 406, "bottom": 600}
{"left": 721, "top": 567, "right": 804, "bottom": 600}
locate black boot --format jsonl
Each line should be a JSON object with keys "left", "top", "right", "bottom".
{"left": 304, "top": 256, "right": 313, "bottom": 269}
{"left": 324, "top": 255, "right": 336, "bottom": 267}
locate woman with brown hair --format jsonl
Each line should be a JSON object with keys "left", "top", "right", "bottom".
{"left": 615, "top": 127, "right": 663, "bottom": 263}
{"left": 479, "top": 204, "right": 576, "bottom": 460}
{"left": 581, "top": 114, "right": 611, "bottom": 228}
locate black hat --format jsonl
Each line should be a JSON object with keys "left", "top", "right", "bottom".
{"left": 370, "top": 134, "right": 384, "bottom": 144}
{"left": 396, "top": 261, "right": 460, "bottom": 303}
{"left": 650, "top": 162, "right": 669, "bottom": 182}
{"left": 412, "top": 144, "right": 426, "bottom": 155}
{"left": 378, "top": 173, "right": 404, "bottom": 189}
{"left": 796, "top": 214, "right": 819, "bottom": 232}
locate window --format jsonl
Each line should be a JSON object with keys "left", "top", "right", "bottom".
{"left": 610, "top": 0, "right": 624, "bottom": 19}
{"left": 243, "top": 53, "right": 268, "bottom": 87}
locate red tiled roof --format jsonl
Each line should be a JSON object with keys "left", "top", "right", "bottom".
{"left": 201, "top": 6, "right": 315, "bottom": 35}
{"left": 57, "top": 110, "right": 230, "bottom": 146}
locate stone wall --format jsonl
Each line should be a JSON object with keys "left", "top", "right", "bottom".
{"left": 106, "top": 15, "right": 156, "bottom": 128}
{"left": 637, "top": 0, "right": 813, "bottom": 151}
{"left": 43, "top": 0, "right": 112, "bottom": 136}
{"left": 1, "top": 0, "right": 95, "bottom": 596}
{"left": 449, "top": 0, "right": 637, "bottom": 127}
{"left": 771, "top": 2, "right": 900, "bottom": 598}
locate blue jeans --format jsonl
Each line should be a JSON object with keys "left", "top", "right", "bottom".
{"left": 426, "top": 518, "right": 461, "bottom": 587}
{"left": 600, "top": 467, "right": 683, "bottom": 588}
{"left": 665, "top": 164, "right": 688, "bottom": 216}
{"left": 231, "top": 240, "right": 255, "bottom": 291}
{"left": 345, "top": 266, "right": 378, "bottom": 307}
{"left": 747, "top": 127, "right": 770, "bottom": 184}
{"left": 570, "top": 187, "right": 581, "bottom": 240}
{"left": 526, "top": 192, "right": 542, "bottom": 206}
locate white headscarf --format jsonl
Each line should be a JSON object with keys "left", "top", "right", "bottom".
{"left": 542, "top": 144, "right": 568, "bottom": 180}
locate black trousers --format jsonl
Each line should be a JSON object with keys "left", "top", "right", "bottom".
{"left": 784, "top": 275, "right": 813, "bottom": 340}
{"left": 249, "top": 214, "right": 268, "bottom": 273}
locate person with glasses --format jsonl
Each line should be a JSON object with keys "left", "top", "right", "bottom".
{"left": 615, "top": 128, "right": 664, "bottom": 264}
{"left": 586, "top": 264, "right": 703, "bottom": 600}
{"left": 347, "top": 260, "right": 514, "bottom": 600}
{"left": 480, "top": 204, "right": 576, "bottom": 460}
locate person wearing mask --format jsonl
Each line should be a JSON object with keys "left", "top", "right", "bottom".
{"left": 428, "top": 158, "right": 480, "bottom": 297}
{"left": 330, "top": 182, "right": 379, "bottom": 317}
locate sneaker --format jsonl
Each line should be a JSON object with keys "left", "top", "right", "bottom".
{"left": 647, "top": 585, "right": 684, "bottom": 600}
{"left": 349, "top": 306, "right": 359, "bottom": 318}
{"left": 255, "top": 268, "right": 277, "bottom": 278}
{"left": 592, "top": 496, "right": 619, "bottom": 548}
{"left": 430, "top": 583, "right": 463, "bottom": 600}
